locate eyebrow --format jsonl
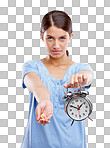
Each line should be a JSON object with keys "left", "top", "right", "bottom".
{"left": 46, "top": 35, "right": 67, "bottom": 37}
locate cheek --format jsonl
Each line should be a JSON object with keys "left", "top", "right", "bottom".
{"left": 44, "top": 41, "right": 51, "bottom": 48}
{"left": 61, "top": 41, "right": 68, "bottom": 48}
{"left": 47, "top": 43, "right": 52, "bottom": 49}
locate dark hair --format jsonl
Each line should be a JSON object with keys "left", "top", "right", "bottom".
{"left": 40, "top": 10, "right": 73, "bottom": 57}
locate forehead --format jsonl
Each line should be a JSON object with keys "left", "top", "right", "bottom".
{"left": 44, "top": 26, "right": 68, "bottom": 37}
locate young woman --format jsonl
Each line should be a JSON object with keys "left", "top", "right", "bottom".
{"left": 21, "top": 10, "right": 94, "bottom": 148}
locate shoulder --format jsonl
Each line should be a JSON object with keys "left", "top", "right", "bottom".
{"left": 75, "top": 62, "right": 93, "bottom": 72}
{"left": 22, "top": 59, "right": 40, "bottom": 71}
{"left": 77, "top": 62, "right": 89, "bottom": 66}
{"left": 76, "top": 62, "right": 91, "bottom": 68}
{"left": 23, "top": 59, "right": 39, "bottom": 66}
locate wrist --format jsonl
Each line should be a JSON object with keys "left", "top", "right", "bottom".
{"left": 33, "top": 87, "right": 50, "bottom": 103}
{"left": 38, "top": 97, "right": 50, "bottom": 103}
{"left": 34, "top": 94, "right": 50, "bottom": 103}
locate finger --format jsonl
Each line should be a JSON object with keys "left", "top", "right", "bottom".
{"left": 80, "top": 75, "right": 87, "bottom": 87}
{"left": 64, "top": 84, "right": 73, "bottom": 88}
{"left": 38, "top": 119, "right": 50, "bottom": 125}
{"left": 82, "top": 75, "right": 87, "bottom": 84}
{"left": 70, "top": 75, "right": 74, "bottom": 85}
{"left": 84, "top": 75, "right": 87, "bottom": 82}
{"left": 38, "top": 121, "right": 46, "bottom": 125}
{"left": 43, "top": 119, "right": 50, "bottom": 124}
{"left": 78, "top": 74, "right": 82, "bottom": 84}
{"left": 63, "top": 83, "right": 71, "bottom": 88}
{"left": 38, "top": 119, "right": 45, "bottom": 124}
{"left": 45, "top": 121, "right": 50, "bottom": 125}
{"left": 40, "top": 120, "right": 47, "bottom": 126}
{"left": 42, "top": 120, "right": 50, "bottom": 125}
{"left": 74, "top": 73, "right": 78, "bottom": 88}
{"left": 63, "top": 83, "right": 67, "bottom": 88}
{"left": 44, "top": 119, "right": 50, "bottom": 124}
{"left": 36, "top": 106, "right": 41, "bottom": 121}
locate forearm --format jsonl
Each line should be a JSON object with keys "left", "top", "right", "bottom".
{"left": 24, "top": 72, "right": 50, "bottom": 103}
{"left": 33, "top": 87, "right": 50, "bottom": 103}
{"left": 78, "top": 70, "right": 93, "bottom": 86}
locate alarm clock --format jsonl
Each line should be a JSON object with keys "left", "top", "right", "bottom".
{"left": 62, "top": 84, "right": 93, "bottom": 126}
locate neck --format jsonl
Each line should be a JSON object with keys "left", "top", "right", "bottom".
{"left": 45, "top": 54, "right": 69, "bottom": 66}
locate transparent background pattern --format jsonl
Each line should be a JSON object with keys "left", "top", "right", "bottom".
{"left": 0, "top": 0, "right": 110, "bottom": 148}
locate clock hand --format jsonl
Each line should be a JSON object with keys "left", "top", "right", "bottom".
{"left": 77, "top": 105, "right": 81, "bottom": 118}
{"left": 78, "top": 110, "right": 80, "bottom": 118}
{"left": 70, "top": 105, "right": 78, "bottom": 110}
{"left": 79, "top": 102, "right": 84, "bottom": 109}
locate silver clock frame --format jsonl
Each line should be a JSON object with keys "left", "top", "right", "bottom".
{"left": 62, "top": 85, "right": 93, "bottom": 125}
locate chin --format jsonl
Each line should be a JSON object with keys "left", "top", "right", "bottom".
{"left": 50, "top": 53, "right": 64, "bottom": 59}
{"left": 51, "top": 55, "right": 60, "bottom": 58}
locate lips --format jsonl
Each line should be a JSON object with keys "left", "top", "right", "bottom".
{"left": 52, "top": 50, "right": 61, "bottom": 54}
{"left": 52, "top": 50, "right": 61, "bottom": 52}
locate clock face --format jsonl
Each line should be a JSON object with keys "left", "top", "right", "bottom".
{"left": 67, "top": 97, "right": 90, "bottom": 121}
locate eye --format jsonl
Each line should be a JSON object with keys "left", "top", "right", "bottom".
{"left": 60, "top": 37, "right": 66, "bottom": 40}
{"left": 47, "top": 37, "right": 53, "bottom": 40}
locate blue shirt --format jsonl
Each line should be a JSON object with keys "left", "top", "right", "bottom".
{"left": 21, "top": 59, "right": 94, "bottom": 148}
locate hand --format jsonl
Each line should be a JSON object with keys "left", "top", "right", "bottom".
{"left": 70, "top": 105, "right": 78, "bottom": 110}
{"left": 36, "top": 99, "right": 53, "bottom": 126}
{"left": 63, "top": 73, "right": 88, "bottom": 89}
{"left": 77, "top": 105, "right": 81, "bottom": 119}
{"left": 79, "top": 102, "right": 84, "bottom": 109}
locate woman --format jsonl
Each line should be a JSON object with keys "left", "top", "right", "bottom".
{"left": 21, "top": 10, "right": 94, "bottom": 148}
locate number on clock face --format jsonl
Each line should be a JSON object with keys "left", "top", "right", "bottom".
{"left": 67, "top": 97, "right": 89, "bottom": 120}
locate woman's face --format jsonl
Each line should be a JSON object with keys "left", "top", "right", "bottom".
{"left": 40, "top": 26, "right": 73, "bottom": 58}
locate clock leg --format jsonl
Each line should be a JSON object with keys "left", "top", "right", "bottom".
{"left": 71, "top": 119, "right": 74, "bottom": 126}
{"left": 88, "top": 116, "right": 93, "bottom": 121}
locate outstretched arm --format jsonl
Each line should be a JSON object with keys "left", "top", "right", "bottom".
{"left": 24, "top": 72, "right": 53, "bottom": 125}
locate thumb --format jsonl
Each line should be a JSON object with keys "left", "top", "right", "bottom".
{"left": 36, "top": 105, "right": 41, "bottom": 121}
{"left": 63, "top": 83, "right": 71, "bottom": 88}
{"left": 63, "top": 83, "right": 67, "bottom": 87}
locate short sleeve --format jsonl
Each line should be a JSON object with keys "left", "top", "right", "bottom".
{"left": 22, "top": 60, "right": 39, "bottom": 89}
{"left": 77, "top": 63, "right": 94, "bottom": 89}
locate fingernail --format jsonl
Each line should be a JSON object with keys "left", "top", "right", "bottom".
{"left": 37, "top": 118, "right": 39, "bottom": 121}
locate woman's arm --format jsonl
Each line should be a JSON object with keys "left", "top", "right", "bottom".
{"left": 24, "top": 72, "right": 50, "bottom": 103}
{"left": 24, "top": 72, "right": 53, "bottom": 125}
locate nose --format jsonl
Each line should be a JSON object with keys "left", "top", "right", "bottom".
{"left": 53, "top": 39, "right": 60, "bottom": 49}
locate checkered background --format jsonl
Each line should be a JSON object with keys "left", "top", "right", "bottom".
{"left": 0, "top": 0, "right": 110, "bottom": 148}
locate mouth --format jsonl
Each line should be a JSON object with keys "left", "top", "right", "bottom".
{"left": 52, "top": 50, "right": 61, "bottom": 54}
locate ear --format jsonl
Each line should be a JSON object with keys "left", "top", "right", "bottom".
{"left": 40, "top": 32, "right": 44, "bottom": 41}
{"left": 69, "top": 33, "right": 73, "bottom": 42}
